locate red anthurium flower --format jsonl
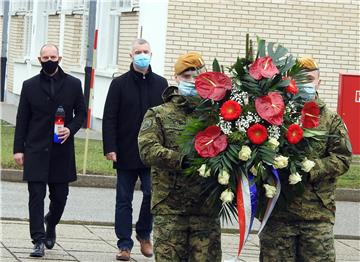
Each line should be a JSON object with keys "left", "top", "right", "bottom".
{"left": 249, "top": 56, "right": 279, "bottom": 80}
{"left": 195, "top": 72, "right": 232, "bottom": 101}
{"left": 220, "top": 100, "right": 242, "bottom": 121}
{"left": 285, "top": 124, "right": 304, "bottom": 144}
{"left": 301, "top": 101, "right": 320, "bottom": 128}
{"left": 255, "top": 92, "right": 285, "bottom": 125}
{"left": 194, "top": 126, "right": 228, "bottom": 157}
{"left": 285, "top": 79, "right": 298, "bottom": 94}
{"left": 247, "top": 123, "right": 268, "bottom": 144}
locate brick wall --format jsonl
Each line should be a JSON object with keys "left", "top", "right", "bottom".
{"left": 62, "top": 14, "right": 83, "bottom": 71}
{"left": 165, "top": 0, "right": 360, "bottom": 110}
{"left": 47, "top": 15, "right": 60, "bottom": 46}
{"left": 117, "top": 12, "right": 139, "bottom": 74}
{"left": 7, "top": 16, "right": 25, "bottom": 92}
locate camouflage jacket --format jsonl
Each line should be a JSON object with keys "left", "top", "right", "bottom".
{"left": 271, "top": 99, "right": 352, "bottom": 224}
{"left": 138, "top": 86, "right": 216, "bottom": 216}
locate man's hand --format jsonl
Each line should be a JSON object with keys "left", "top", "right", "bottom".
{"left": 58, "top": 127, "right": 71, "bottom": 144}
{"left": 14, "top": 153, "right": 24, "bottom": 166}
{"left": 106, "top": 152, "right": 117, "bottom": 162}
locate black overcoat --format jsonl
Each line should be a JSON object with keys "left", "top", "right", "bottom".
{"left": 102, "top": 64, "right": 168, "bottom": 170}
{"left": 13, "top": 67, "right": 86, "bottom": 183}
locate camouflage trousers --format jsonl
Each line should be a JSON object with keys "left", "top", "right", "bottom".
{"left": 259, "top": 219, "right": 335, "bottom": 262}
{"left": 153, "top": 214, "right": 221, "bottom": 262}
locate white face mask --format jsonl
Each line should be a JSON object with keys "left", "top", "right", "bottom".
{"left": 299, "top": 83, "right": 316, "bottom": 101}
{"left": 178, "top": 81, "right": 198, "bottom": 96}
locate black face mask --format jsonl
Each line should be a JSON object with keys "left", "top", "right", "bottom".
{"left": 41, "top": 60, "right": 59, "bottom": 75}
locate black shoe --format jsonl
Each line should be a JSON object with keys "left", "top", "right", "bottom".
{"left": 44, "top": 215, "right": 56, "bottom": 249}
{"left": 30, "top": 242, "right": 45, "bottom": 257}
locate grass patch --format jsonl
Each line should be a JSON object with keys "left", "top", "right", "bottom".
{"left": 1, "top": 121, "right": 359, "bottom": 187}
{"left": 338, "top": 165, "right": 360, "bottom": 189}
{"left": 1, "top": 121, "right": 114, "bottom": 176}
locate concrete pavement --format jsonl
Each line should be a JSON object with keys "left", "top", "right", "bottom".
{"left": 1, "top": 181, "right": 360, "bottom": 261}
{"left": 1, "top": 181, "right": 360, "bottom": 238}
{"left": 1, "top": 219, "right": 359, "bottom": 262}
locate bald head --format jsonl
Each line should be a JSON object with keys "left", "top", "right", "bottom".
{"left": 40, "top": 44, "right": 59, "bottom": 56}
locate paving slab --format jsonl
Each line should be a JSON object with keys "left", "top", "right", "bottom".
{"left": 1, "top": 219, "right": 360, "bottom": 262}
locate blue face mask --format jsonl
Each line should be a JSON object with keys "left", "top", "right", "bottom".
{"left": 299, "top": 83, "right": 316, "bottom": 101}
{"left": 178, "top": 81, "right": 198, "bottom": 96}
{"left": 133, "top": 53, "right": 151, "bottom": 69}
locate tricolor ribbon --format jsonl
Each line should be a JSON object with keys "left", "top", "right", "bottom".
{"left": 258, "top": 167, "right": 281, "bottom": 234}
{"left": 236, "top": 173, "right": 257, "bottom": 256}
{"left": 236, "top": 167, "right": 281, "bottom": 256}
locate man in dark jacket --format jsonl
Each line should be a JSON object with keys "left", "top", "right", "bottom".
{"left": 102, "top": 38, "right": 168, "bottom": 261}
{"left": 13, "top": 44, "right": 86, "bottom": 257}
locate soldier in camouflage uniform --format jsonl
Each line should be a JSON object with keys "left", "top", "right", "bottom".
{"left": 259, "top": 57, "right": 352, "bottom": 262}
{"left": 138, "top": 53, "right": 222, "bottom": 262}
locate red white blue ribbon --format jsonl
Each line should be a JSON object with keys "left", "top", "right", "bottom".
{"left": 236, "top": 173, "right": 257, "bottom": 255}
{"left": 236, "top": 168, "right": 280, "bottom": 257}
{"left": 258, "top": 167, "right": 281, "bottom": 234}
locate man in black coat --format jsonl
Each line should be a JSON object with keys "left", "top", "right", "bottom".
{"left": 13, "top": 44, "right": 86, "bottom": 257}
{"left": 102, "top": 38, "right": 168, "bottom": 261}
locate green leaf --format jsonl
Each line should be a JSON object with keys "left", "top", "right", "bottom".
{"left": 267, "top": 42, "right": 275, "bottom": 58}
{"left": 273, "top": 45, "right": 288, "bottom": 61}
{"left": 212, "top": 58, "right": 221, "bottom": 72}
{"left": 303, "top": 129, "right": 328, "bottom": 137}
{"left": 257, "top": 37, "right": 266, "bottom": 58}
{"left": 232, "top": 57, "right": 246, "bottom": 76}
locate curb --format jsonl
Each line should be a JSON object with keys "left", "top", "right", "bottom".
{"left": 1, "top": 169, "right": 359, "bottom": 202}
{"left": 2, "top": 217, "right": 359, "bottom": 240}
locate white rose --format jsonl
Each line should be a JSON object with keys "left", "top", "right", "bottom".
{"left": 220, "top": 188, "right": 235, "bottom": 203}
{"left": 268, "top": 137, "right": 280, "bottom": 150}
{"left": 197, "top": 164, "right": 211, "bottom": 177}
{"left": 288, "top": 172, "right": 302, "bottom": 185}
{"left": 301, "top": 158, "right": 316, "bottom": 172}
{"left": 273, "top": 155, "right": 289, "bottom": 169}
{"left": 250, "top": 165, "right": 257, "bottom": 176}
{"left": 263, "top": 184, "right": 277, "bottom": 198}
{"left": 238, "top": 145, "right": 252, "bottom": 161}
{"left": 218, "top": 169, "right": 230, "bottom": 185}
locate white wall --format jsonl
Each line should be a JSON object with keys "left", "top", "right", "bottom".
{"left": 139, "top": 0, "right": 168, "bottom": 76}
{"left": 13, "top": 62, "right": 41, "bottom": 94}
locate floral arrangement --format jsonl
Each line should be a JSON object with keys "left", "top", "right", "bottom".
{"left": 178, "top": 35, "right": 326, "bottom": 253}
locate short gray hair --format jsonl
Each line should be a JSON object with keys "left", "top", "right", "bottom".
{"left": 131, "top": 38, "right": 151, "bottom": 51}
{"left": 40, "top": 44, "right": 59, "bottom": 56}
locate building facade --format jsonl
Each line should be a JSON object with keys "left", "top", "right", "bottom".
{"left": 1, "top": 0, "right": 359, "bottom": 131}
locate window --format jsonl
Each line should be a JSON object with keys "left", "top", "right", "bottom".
{"left": 72, "top": 0, "right": 86, "bottom": 11}
{"left": 110, "top": 0, "right": 139, "bottom": 13}
{"left": 47, "top": 0, "right": 61, "bottom": 15}
{"left": 11, "top": 0, "right": 33, "bottom": 58}
{"left": 61, "top": 0, "right": 86, "bottom": 13}
{"left": 108, "top": 1, "right": 121, "bottom": 67}
{"left": 11, "top": 0, "right": 32, "bottom": 14}
{"left": 0, "top": 1, "right": 4, "bottom": 15}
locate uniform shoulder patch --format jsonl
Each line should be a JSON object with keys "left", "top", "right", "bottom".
{"left": 141, "top": 118, "right": 153, "bottom": 131}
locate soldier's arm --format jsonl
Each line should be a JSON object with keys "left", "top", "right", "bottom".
{"left": 138, "top": 109, "right": 184, "bottom": 171}
{"left": 309, "top": 114, "right": 352, "bottom": 183}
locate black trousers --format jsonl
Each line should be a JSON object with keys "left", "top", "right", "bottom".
{"left": 27, "top": 182, "right": 69, "bottom": 243}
